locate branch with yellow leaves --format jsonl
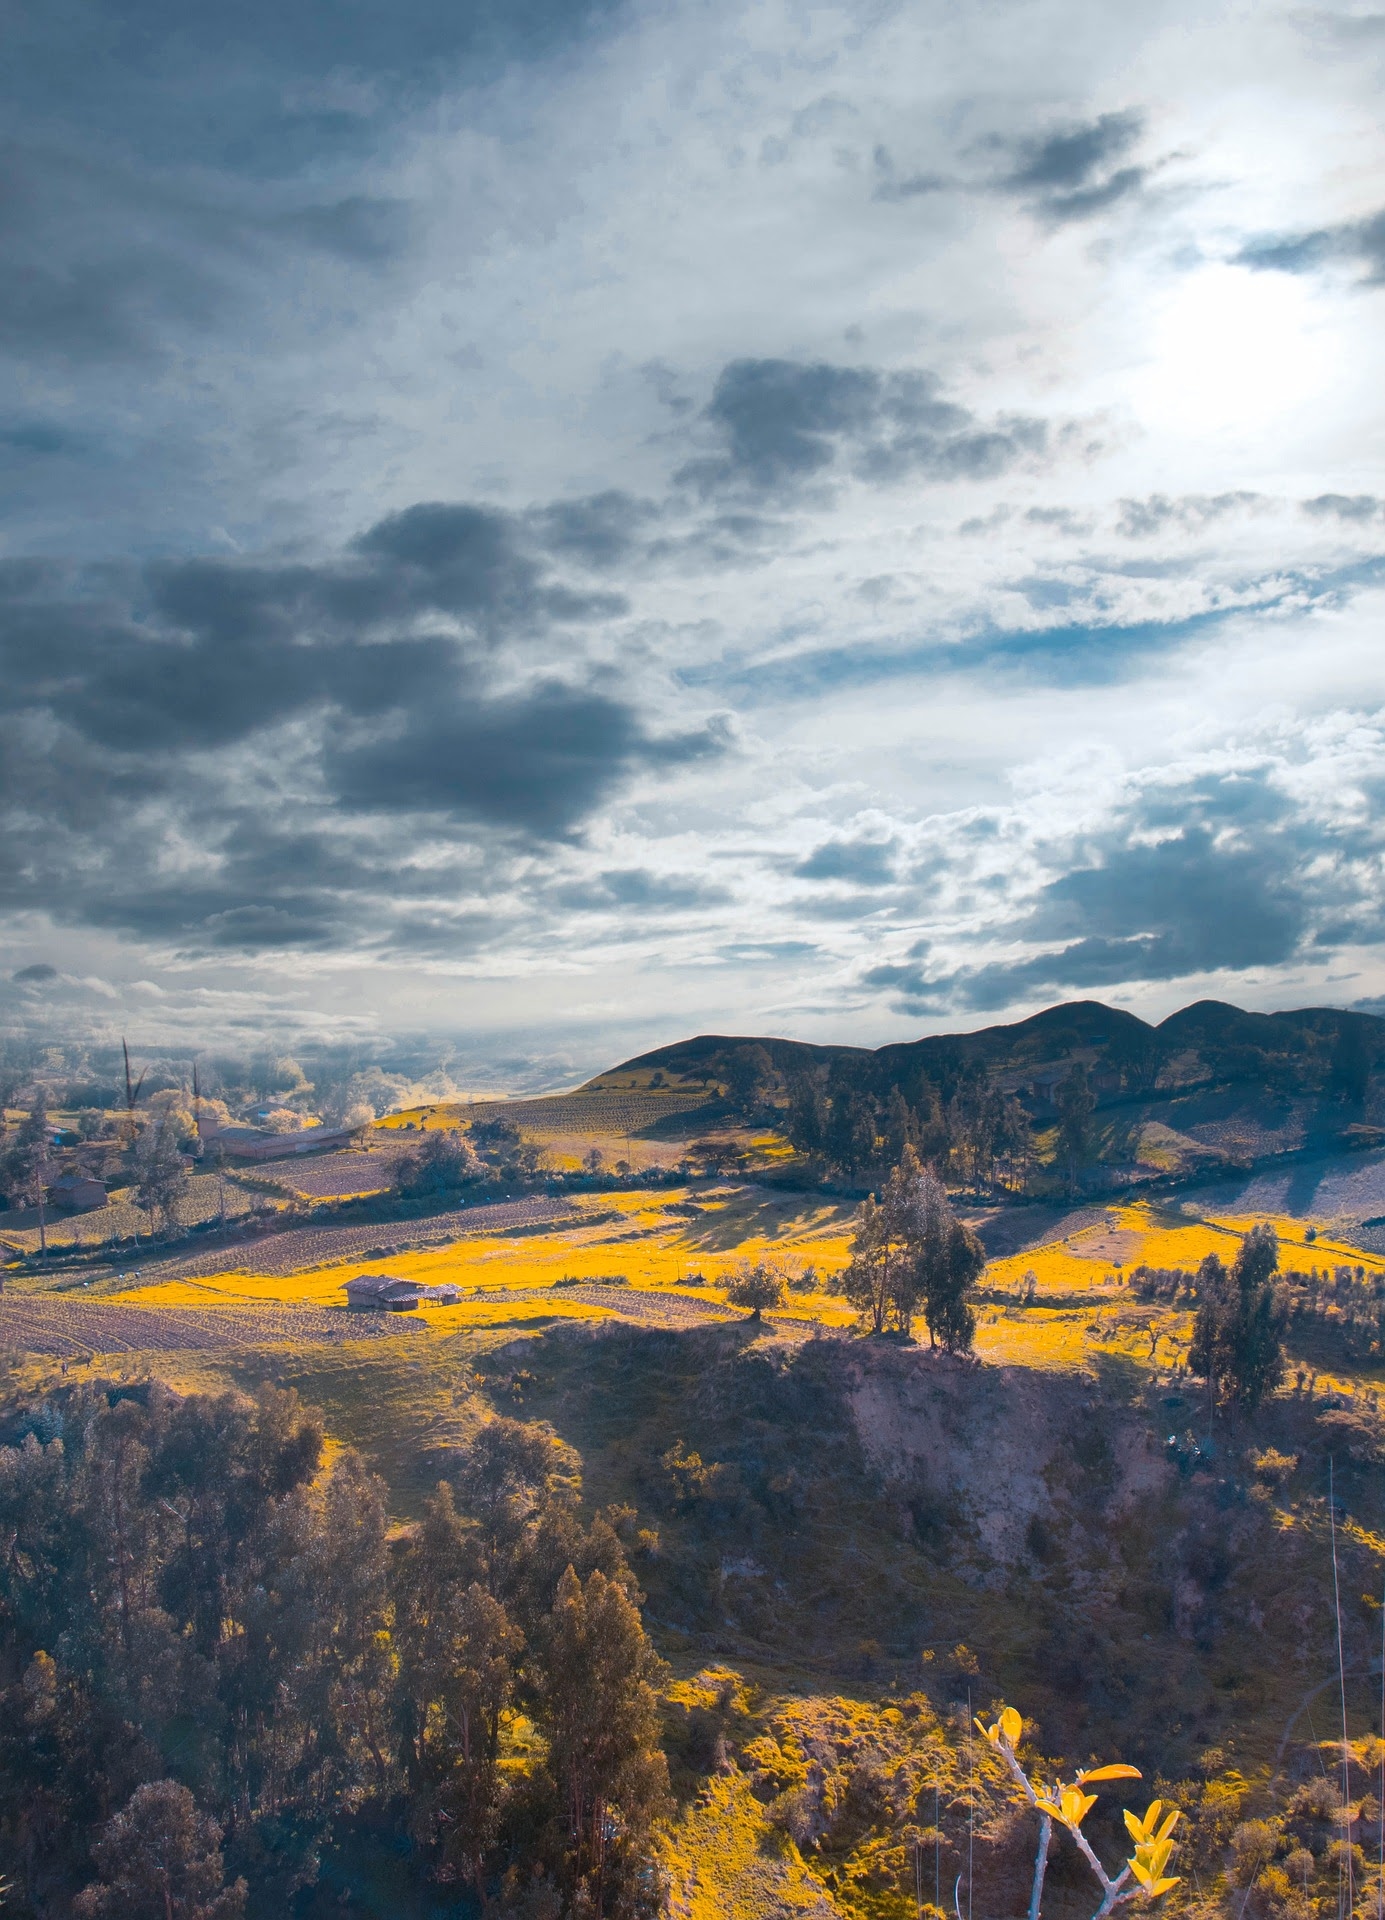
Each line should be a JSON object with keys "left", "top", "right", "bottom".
{"left": 975, "top": 1707, "right": 1181, "bottom": 1920}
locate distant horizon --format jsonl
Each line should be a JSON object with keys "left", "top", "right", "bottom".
{"left": 6, "top": 988, "right": 1383, "bottom": 1108}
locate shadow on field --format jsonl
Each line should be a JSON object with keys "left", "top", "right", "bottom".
{"left": 679, "top": 1188, "right": 850, "bottom": 1253}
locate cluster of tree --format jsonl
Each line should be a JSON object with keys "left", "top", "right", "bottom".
{"left": 1188, "top": 1224, "right": 1289, "bottom": 1413}
{"left": 394, "top": 1119, "right": 541, "bottom": 1201}
{"left": 836, "top": 1145, "right": 986, "bottom": 1348}
{"left": 0, "top": 1385, "right": 669, "bottom": 1918}
{"left": 1277, "top": 1260, "right": 1385, "bottom": 1363}
{"left": 781, "top": 1063, "right": 1034, "bottom": 1191}
{"left": 0, "top": 1099, "right": 51, "bottom": 1213}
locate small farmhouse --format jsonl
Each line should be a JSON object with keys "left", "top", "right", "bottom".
{"left": 47, "top": 1172, "right": 108, "bottom": 1213}
{"left": 340, "top": 1274, "right": 462, "bottom": 1311}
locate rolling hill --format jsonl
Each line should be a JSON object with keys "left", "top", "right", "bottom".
{"left": 599, "top": 997, "right": 1385, "bottom": 1192}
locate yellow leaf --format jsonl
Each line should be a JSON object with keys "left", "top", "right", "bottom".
{"left": 1036, "top": 1798, "right": 1062, "bottom": 1819}
{"left": 1155, "top": 1810, "right": 1180, "bottom": 1843}
{"left": 1079, "top": 1763, "right": 1143, "bottom": 1784}
{"left": 976, "top": 1716, "right": 1000, "bottom": 1744}
{"left": 1134, "top": 1840, "right": 1174, "bottom": 1881}
{"left": 1000, "top": 1706, "right": 1023, "bottom": 1746}
{"left": 1059, "top": 1788, "right": 1097, "bottom": 1827}
{"left": 1125, "top": 1800, "right": 1166, "bottom": 1844}
{"left": 1149, "top": 1878, "right": 1180, "bottom": 1898}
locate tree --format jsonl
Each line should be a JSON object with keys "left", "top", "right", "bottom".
{"left": 923, "top": 1220, "right": 985, "bottom": 1353}
{"left": 839, "top": 1194, "right": 893, "bottom": 1334}
{"left": 75, "top": 1780, "right": 247, "bottom": 1920}
{"left": 883, "top": 1086, "right": 917, "bottom": 1164}
{"left": 452, "top": 1418, "right": 582, "bottom": 1604}
{"left": 976, "top": 1704, "right": 1182, "bottom": 1920}
{"left": 396, "top": 1129, "right": 482, "bottom": 1199}
{"left": 1329, "top": 1017, "right": 1373, "bottom": 1105}
{"left": 878, "top": 1145, "right": 949, "bottom": 1337}
{"left": 1056, "top": 1066, "right": 1097, "bottom": 1196}
{"left": 786, "top": 1074, "right": 828, "bottom": 1156}
{"left": 837, "top": 1146, "right": 979, "bottom": 1346}
{"left": 828, "top": 1089, "right": 878, "bottom": 1173}
{"left": 1187, "top": 1225, "right": 1287, "bottom": 1413}
{"left": 995, "top": 1092, "right": 1034, "bottom": 1193}
{"left": 720, "top": 1045, "right": 774, "bottom": 1118}
{"left": 395, "top": 1485, "right": 525, "bottom": 1901}
{"left": 724, "top": 1258, "right": 784, "bottom": 1320}
{"left": 133, "top": 1119, "right": 190, "bottom": 1237}
{"left": 3, "top": 1095, "right": 50, "bottom": 1209}
{"left": 538, "top": 1567, "right": 670, "bottom": 1918}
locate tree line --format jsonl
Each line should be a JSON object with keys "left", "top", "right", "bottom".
{"left": 0, "top": 1385, "right": 668, "bottom": 1919}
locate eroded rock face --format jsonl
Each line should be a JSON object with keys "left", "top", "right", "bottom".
{"left": 841, "top": 1345, "right": 1176, "bottom": 1582}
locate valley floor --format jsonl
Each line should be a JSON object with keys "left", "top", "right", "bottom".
{"left": 5, "top": 1163, "right": 1385, "bottom": 1919}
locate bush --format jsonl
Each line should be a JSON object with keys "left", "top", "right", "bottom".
{"left": 724, "top": 1259, "right": 785, "bottom": 1319}
{"left": 396, "top": 1129, "right": 483, "bottom": 1198}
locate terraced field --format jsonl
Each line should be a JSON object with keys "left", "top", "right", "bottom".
{"left": 0, "top": 1294, "right": 424, "bottom": 1357}
{"left": 0, "top": 1171, "right": 256, "bottom": 1255}
{"left": 251, "top": 1146, "right": 404, "bottom": 1198}
{"left": 140, "top": 1194, "right": 581, "bottom": 1280}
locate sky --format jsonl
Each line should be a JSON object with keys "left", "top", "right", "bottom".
{"left": 3, "top": 0, "right": 1385, "bottom": 1086}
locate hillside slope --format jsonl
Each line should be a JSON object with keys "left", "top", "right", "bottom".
{"left": 602, "top": 998, "right": 1385, "bottom": 1191}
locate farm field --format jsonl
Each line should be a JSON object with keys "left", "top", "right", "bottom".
{"left": 249, "top": 1144, "right": 406, "bottom": 1197}
{"left": 133, "top": 1192, "right": 583, "bottom": 1281}
{"left": 377, "top": 1083, "right": 720, "bottom": 1170}
{"left": 7, "top": 1182, "right": 1385, "bottom": 1413}
{"left": 0, "top": 1168, "right": 257, "bottom": 1255}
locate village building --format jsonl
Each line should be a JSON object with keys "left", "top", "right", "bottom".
{"left": 46, "top": 1171, "right": 108, "bottom": 1212}
{"left": 196, "top": 1117, "right": 360, "bottom": 1160}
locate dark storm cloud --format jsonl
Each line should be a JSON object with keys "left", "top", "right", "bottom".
{"left": 0, "top": 0, "right": 628, "bottom": 380}
{"left": 5, "top": 0, "right": 628, "bottom": 181}
{"left": 1237, "top": 207, "right": 1385, "bottom": 283}
{"left": 526, "top": 492, "right": 658, "bottom": 569}
{"left": 0, "top": 499, "right": 726, "bottom": 952}
{"left": 680, "top": 358, "right": 1047, "bottom": 499}
{"left": 863, "top": 767, "right": 1379, "bottom": 1014}
{"left": 327, "top": 682, "right": 722, "bottom": 836}
{"left": 12, "top": 964, "right": 58, "bottom": 984}
{"left": 997, "top": 110, "right": 1147, "bottom": 223}
{"left": 0, "top": 147, "right": 416, "bottom": 372}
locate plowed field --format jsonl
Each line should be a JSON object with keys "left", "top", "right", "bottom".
{"left": 252, "top": 1148, "right": 403, "bottom": 1198}
{"left": 0, "top": 1295, "right": 423, "bottom": 1356}
{"left": 141, "top": 1195, "right": 581, "bottom": 1280}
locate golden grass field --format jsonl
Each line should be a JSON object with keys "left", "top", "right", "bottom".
{"left": 78, "top": 1190, "right": 1384, "bottom": 1392}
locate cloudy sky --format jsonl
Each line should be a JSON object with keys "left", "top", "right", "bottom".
{"left": 4, "top": 0, "right": 1385, "bottom": 1081}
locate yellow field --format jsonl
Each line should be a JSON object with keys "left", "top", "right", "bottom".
{"left": 107, "top": 1186, "right": 861, "bottom": 1327}
{"left": 82, "top": 1189, "right": 1385, "bottom": 1398}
